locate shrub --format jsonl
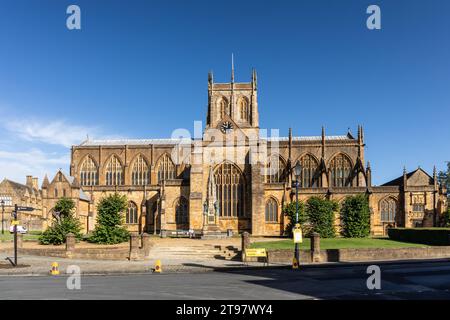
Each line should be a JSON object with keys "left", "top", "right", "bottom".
{"left": 283, "top": 201, "right": 306, "bottom": 236}
{"left": 306, "top": 197, "right": 338, "bottom": 238}
{"left": 341, "top": 194, "right": 371, "bottom": 238}
{"left": 442, "top": 209, "right": 450, "bottom": 228}
{"left": 88, "top": 193, "right": 130, "bottom": 244}
{"left": 283, "top": 197, "right": 338, "bottom": 238}
{"left": 39, "top": 198, "right": 82, "bottom": 245}
{"left": 388, "top": 228, "right": 450, "bottom": 246}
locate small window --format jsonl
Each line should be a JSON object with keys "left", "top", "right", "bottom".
{"left": 126, "top": 202, "right": 138, "bottom": 224}
{"left": 265, "top": 198, "right": 278, "bottom": 222}
{"left": 54, "top": 189, "right": 58, "bottom": 197}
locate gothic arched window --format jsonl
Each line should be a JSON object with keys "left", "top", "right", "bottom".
{"left": 298, "top": 154, "right": 321, "bottom": 187}
{"left": 218, "top": 97, "right": 230, "bottom": 117}
{"left": 157, "top": 154, "right": 175, "bottom": 183}
{"left": 80, "top": 156, "right": 98, "bottom": 186}
{"left": 380, "top": 198, "right": 397, "bottom": 222}
{"left": 265, "top": 198, "right": 278, "bottom": 222}
{"left": 329, "top": 154, "right": 352, "bottom": 187}
{"left": 175, "top": 197, "right": 189, "bottom": 226}
{"left": 215, "top": 162, "right": 245, "bottom": 217}
{"left": 126, "top": 201, "right": 138, "bottom": 224}
{"left": 105, "top": 155, "right": 123, "bottom": 186}
{"left": 239, "top": 98, "right": 249, "bottom": 122}
{"left": 132, "top": 155, "right": 150, "bottom": 186}
{"left": 265, "top": 155, "right": 286, "bottom": 183}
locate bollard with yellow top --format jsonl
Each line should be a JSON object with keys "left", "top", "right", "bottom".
{"left": 50, "top": 262, "right": 60, "bottom": 275}
{"left": 153, "top": 260, "right": 162, "bottom": 273}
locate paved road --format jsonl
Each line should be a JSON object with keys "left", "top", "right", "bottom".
{"left": 1, "top": 260, "right": 450, "bottom": 299}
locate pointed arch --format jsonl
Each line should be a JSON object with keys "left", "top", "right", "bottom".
{"left": 174, "top": 196, "right": 189, "bottom": 227}
{"left": 296, "top": 153, "right": 321, "bottom": 187}
{"left": 238, "top": 96, "right": 249, "bottom": 122}
{"left": 156, "top": 153, "right": 176, "bottom": 183}
{"left": 131, "top": 154, "right": 150, "bottom": 185}
{"left": 329, "top": 153, "right": 353, "bottom": 187}
{"left": 126, "top": 201, "right": 138, "bottom": 224}
{"left": 265, "top": 197, "right": 279, "bottom": 222}
{"left": 379, "top": 196, "right": 398, "bottom": 222}
{"left": 105, "top": 154, "right": 123, "bottom": 186}
{"left": 217, "top": 96, "right": 230, "bottom": 117}
{"left": 265, "top": 154, "right": 286, "bottom": 183}
{"left": 79, "top": 155, "right": 98, "bottom": 186}
{"left": 214, "top": 162, "right": 245, "bottom": 217}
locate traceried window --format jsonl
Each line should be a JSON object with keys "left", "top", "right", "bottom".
{"left": 329, "top": 154, "right": 352, "bottom": 187}
{"left": 265, "top": 198, "right": 278, "bottom": 222}
{"left": 215, "top": 162, "right": 245, "bottom": 217}
{"left": 105, "top": 155, "right": 123, "bottom": 186}
{"left": 80, "top": 156, "right": 98, "bottom": 186}
{"left": 157, "top": 154, "right": 176, "bottom": 183}
{"left": 132, "top": 155, "right": 150, "bottom": 185}
{"left": 175, "top": 197, "right": 189, "bottom": 226}
{"left": 239, "top": 98, "right": 249, "bottom": 122}
{"left": 265, "top": 155, "right": 286, "bottom": 183}
{"left": 298, "top": 154, "right": 321, "bottom": 188}
{"left": 0, "top": 195, "right": 12, "bottom": 206}
{"left": 380, "top": 198, "right": 397, "bottom": 222}
{"left": 126, "top": 201, "right": 138, "bottom": 224}
{"left": 412, "top": 194, "right": 425, "bottom": 212}
{"left": 218, "top": 97, "right": 230, "bottom": 117}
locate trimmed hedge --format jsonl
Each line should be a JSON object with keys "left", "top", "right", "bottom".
{"left": 388, "top": 228, "right": 450, "bottom": 246}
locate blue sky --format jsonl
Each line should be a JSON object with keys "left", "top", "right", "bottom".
{"left": 0, "top": 0, "right": 449, "bottom": 185}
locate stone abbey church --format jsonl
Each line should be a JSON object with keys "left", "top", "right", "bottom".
{"left": 1, "top": 69, "right": 447, "bottom": 236}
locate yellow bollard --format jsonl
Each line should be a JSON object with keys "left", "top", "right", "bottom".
{"left": 292, "top": 257, "right": 299, "bottom": 270}
{"left": 154, "top": 260, "right": 162, "bottom": 273}
{"left": 50, "top": 262, "right": 60, "bottom": 275}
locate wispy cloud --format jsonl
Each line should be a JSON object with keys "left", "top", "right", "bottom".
{"left": 0, "top": 149, "right": 70, "bottom": 184}
{"left": 4, "top": 119, "right": 96, "bottom": 148}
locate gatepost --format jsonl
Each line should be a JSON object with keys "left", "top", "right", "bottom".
{"left": 311, "top": 232, "right": 321, "bottom": 263}
{"left": 241, "top": 231, "right": 250, "bottom": 262}
{"left": 129, "top": 232, "right": 140, "bottom": 260}
{"left": 141, "top": 233, "right": 152, "bottom": 257}
{"left": 66, "top": 233, "right": 76, "bottom": 258}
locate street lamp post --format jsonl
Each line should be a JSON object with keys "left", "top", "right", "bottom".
{"left": 1, "top": 200, "right": 4, "bottom": 235}
{"left": 292, "top": 163, "right": 302, "bottom": 265}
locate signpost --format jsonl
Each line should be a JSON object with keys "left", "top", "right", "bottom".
{"left": 7, "top": 204, "right": 34, "bottom": 266}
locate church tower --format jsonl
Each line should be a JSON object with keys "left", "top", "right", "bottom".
{"left": 206, "top": 62, "right": 259, "bottom": 138}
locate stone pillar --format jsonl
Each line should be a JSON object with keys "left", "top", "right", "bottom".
{"left": 141, "top": 233, "right": 152, "bottom": 257}
{"left": 241, "top": 231, "right": 250, "bottom": 262}
{"left": 129, "top": 232, "right": 140, "bottom": 260}
{"left": 16, "top": 233, "right": 23, "bottom": 249}
{"left": 311, "top": 232, "right": 321, "bottom": 263}
{"left": 65, "top": 233, "right": 76, "bottom": 258}
{"left": 251, "top": 161, "right": 264, "bottom": 236}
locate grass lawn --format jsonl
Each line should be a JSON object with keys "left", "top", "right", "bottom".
{"left": 249, "top": 237, "right": 429, "bottom": 250}
{"left": 0, "top": 231, "right": 41, "bottom": 242}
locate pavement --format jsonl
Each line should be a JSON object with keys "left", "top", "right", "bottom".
{"left": 1, "top": 260, "right": 450, "bottom": 299}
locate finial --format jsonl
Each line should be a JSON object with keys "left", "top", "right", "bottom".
{"left": 367, "top": 161, "right": 371, "bottom": 169}
{"left": 231, "top": 53, "right": 235, "bottom": 83}
{"left": 208, "top": 70, "right": 213, "bottom": 84}
{"left": 322, "top": 126, "right": 325, "bottom": 138}
{"left": 403, "top": 166, "right": 407, "bottom": 174}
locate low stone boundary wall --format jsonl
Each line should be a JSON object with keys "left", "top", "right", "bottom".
{"left": 242, "top": 232, "right": 450, "bottom": 264}
{"left": 266, "top": 246, "right": 450, "bottom": 264}
{"left": 1, "top": 232, "right": 154, "bottom": 261}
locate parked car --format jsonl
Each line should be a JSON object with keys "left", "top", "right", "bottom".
{"left": 9, "top": 225, "right": 28, "bottom": 234}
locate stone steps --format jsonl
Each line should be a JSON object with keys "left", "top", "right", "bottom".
{"left": 149, "top": 243, "right": 242, "bottom": 261}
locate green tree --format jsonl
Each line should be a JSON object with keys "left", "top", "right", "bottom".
{"left": 341, "top": 194, "right": 371, "bottom": 238}
{"left": 88, "top": 193, "right": 130, "bottom": 244}
{"left": 283, "top": 197, "right": 338, "bottom": 238}
{"left": 39, "top": 198, "right": 82, "bottom": 245}
{"left": 282, "top": 201, "right": 306, "bottom": 236}
{"left": 438, "top": 162, "right": 449, "bottom": 198}
{"left": 305, "top": 197, "right": 338, "bottom": 238}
